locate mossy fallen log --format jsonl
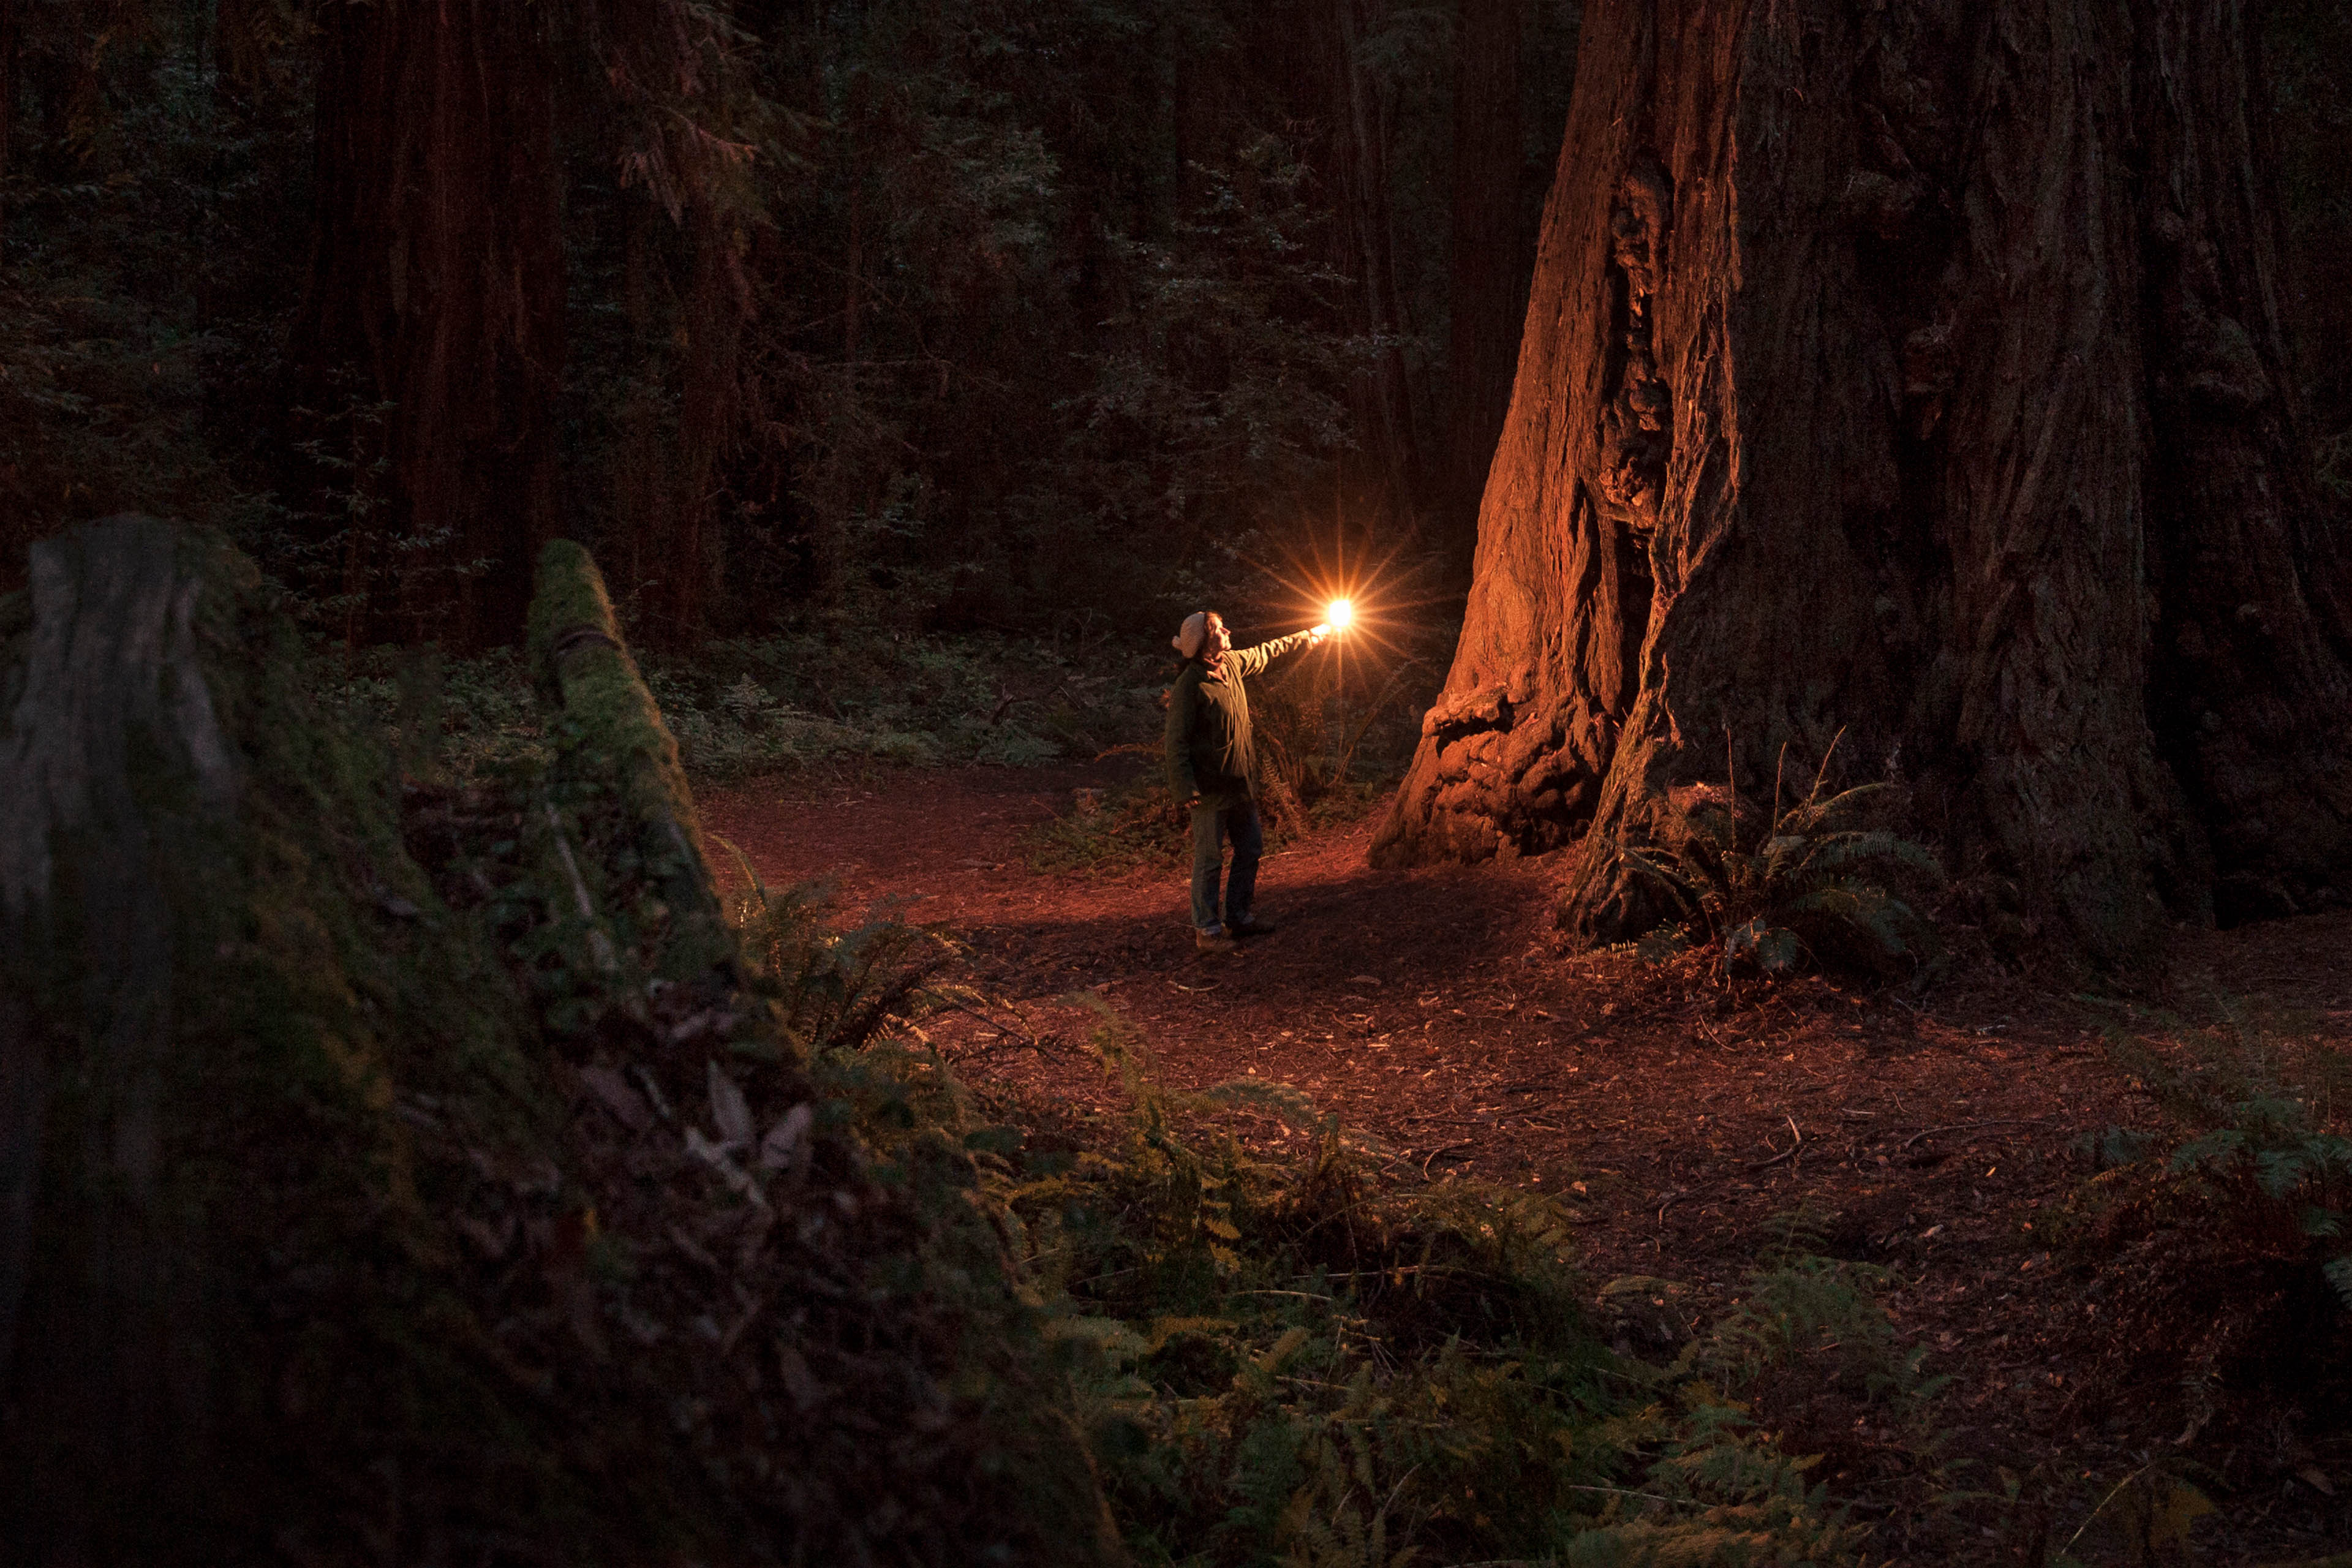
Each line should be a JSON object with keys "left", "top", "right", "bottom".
{"left": 527, "top": 538, "right": 734, "bottom": 986}
{"left": 0, "top": 518, "right": 1120, "bottom": 1565}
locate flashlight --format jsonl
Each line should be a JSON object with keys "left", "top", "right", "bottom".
{"left": 1314, "top": 598, "right": 1354, "bottom": 637}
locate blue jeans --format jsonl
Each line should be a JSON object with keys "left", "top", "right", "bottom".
{"left": 1189, "top": 798, "right": 1262, "bottom": 933}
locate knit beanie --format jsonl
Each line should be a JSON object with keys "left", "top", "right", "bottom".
{"left": 1172, "top": 611, "right": 1210, "bottom": 659}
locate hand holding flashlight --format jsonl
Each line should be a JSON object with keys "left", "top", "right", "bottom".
{"left": 1311, "top": 598, "right": 1354, "bottom": 643}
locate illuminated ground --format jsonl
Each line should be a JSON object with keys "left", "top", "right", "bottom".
{"left": 703, "top": 763, "right": 2352, "bottom": 1561}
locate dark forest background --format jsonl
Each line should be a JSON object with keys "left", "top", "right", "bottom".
{"left": 0, "top": 0, "right": 2342, "bottom": 657}
{"left": 0, "top": 0, "right": 1583, "bottom": 654}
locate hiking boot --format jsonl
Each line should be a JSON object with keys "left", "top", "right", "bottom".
{"left": 1228, "top": 914, "right": 1277, "bottom": 938}
{"left": 1195, "top": 927, "right": 1238, "bottom": 954}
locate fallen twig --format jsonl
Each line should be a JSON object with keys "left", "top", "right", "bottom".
{"left": 925, "top": 992, "right": 1070, "bottom": 1062}
{"left": 1656, "top": 1182, "right": 1719, "bottom": 1223}
{"left": 1746, "top": 1114, "right": 1805, "bottom": 1169}
{"left": 1901, "top": 1115, "right": 2045, "bottom": 1151}
{"left": 1421, "top": 1142, "right": 1476, "bottom": 1177}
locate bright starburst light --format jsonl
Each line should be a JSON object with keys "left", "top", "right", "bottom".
{"left": 1238, "top": 519, "right": 1455, "bottom": 684}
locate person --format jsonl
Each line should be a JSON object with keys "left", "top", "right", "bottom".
{"left": 1164, "top": 609, "right": 1326, "bottom": 952}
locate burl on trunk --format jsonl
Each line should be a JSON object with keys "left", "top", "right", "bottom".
{"left": 1373, "top": 0, "right": 2352, "bottom": 963}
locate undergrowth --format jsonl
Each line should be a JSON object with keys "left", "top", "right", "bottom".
{"left": 1247, "top": 647, "right": 1433, "bottom": 827}
{"left": 1020, "top": 769, "right": 1398, "bottom": 876}
{"left": 323, "top": 627, "right": 1170, "bottom": 785}
{"left": 15, "top": 522, "right": 1962, "bottom": 1562}
{"left": 1616, "top": 736, "right": 1946, "bottom": 982}
{"left": 644, "top": 631, "right": 1167, "bottom": 777}
{"left": 1021, "top": 646, "right": 1428, "bottom": 875}
{"left": 775, "top": 911, "right": 1882, "bottom": 1565}
{"left": 1021, "top": 771, "right": 1199, "bottom": 873}
{"left": 2056, "top": 995, "right": 2352, "bottom": 1443}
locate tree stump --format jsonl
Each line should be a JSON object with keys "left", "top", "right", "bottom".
{"left": 1, "top": 517, "right": 262, "bottom": 1553}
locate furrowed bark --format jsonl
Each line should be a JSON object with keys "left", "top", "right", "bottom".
{"left": 1373, "top": 0, "right": 2352, "bottom": 964}
{"left": 0, "top": 0, "right": 17, "bottom": 247}
{"left": 2138, "top": 0, "right": 2352, "bottom": 925}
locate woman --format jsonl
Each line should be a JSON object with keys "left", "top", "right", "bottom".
{"left": 1164, "top": 609, "right": 1325, "bottom": 951}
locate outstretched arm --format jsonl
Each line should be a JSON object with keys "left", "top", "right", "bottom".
{"left": 1224, "top": 628, "right": 1320, "bottom": 679}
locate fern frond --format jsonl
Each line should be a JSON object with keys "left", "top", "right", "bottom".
{"left": 1788, "top": 829, "right": 1934, "bottom": 882}
{"left": 2326, "top": 1256, "right": 2352, "bottom": 1313}
{"left": 1610, "top": 837, "right": 1700, "bottom": 895}
{"left": 1781, "top": 883, "right": 1926, "bottom": 968}
{"left": 1771, "top": 782, "right": 1885, "bottom": 840}
{"left": 1725, "top": 918, "right": 1800, "bottom": 976}
{"left": 1196, "top": 1077, "right": 1327, "bottom": 1131}
{"left": 1756, "top": 833, "right": 1810, "bottom": 880}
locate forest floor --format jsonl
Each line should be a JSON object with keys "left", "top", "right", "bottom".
{"left": 703, "top": 759, "right": 2352, "bottom": 1566}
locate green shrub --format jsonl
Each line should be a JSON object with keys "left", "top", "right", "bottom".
{"left": 1249, "top": 652, "right": 1435, "bottom": 830}
{"left": 2087, "top": 1002, "right": 2352, "bottom": 1304}
{"left": 319, "top": 628, "right": 1172, "bottom": 785}
{"left": 734, "top": 881, "right": 957, "bottom": 1054}
{"left": 1691, "top": 1212, "right": 1941, "bottom": 1411}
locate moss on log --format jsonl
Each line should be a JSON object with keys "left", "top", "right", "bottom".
{"left": 526, "top": 538, "right": 734, "bottom": 984}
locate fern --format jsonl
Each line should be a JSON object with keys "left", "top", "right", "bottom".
{"left": 1277, "top": 1422, "right": 1420, "bottom": 1568}
{"left": 1613, "top": 733, "right": 1944, "bottom": 981}
{"left": 733, "top": 882, "right": 955, "bottom": 1054}
{"left": 834, "top": 971, "right": 1860, "bottom": 1567}
{"left": 2327, "top": 1257, "right": 2352, "bottom": 1313}
{"left": 2082, "top": 998, "right": 2352, "bottom": 1332}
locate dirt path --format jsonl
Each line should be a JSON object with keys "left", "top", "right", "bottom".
{"left": 701, "top": 763, "right": 2352, "bottom": 1554}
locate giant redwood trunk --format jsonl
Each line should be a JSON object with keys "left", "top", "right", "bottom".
{"left": 1371, "top": 0, "right": 2352, "bottom": 963}
{"left": 291, "top": 0, "right": 565, "bottom": 649}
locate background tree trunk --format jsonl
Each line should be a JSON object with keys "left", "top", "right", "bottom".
{"left": 290, "top": 0, "right": 565, "bottom": 650}
{"left": 0, "top": 0, "right": 17, "bottom": 244}
{"left": 1442, "top": 0, "right": 1525, "bottom": 556}
{"left": 1311, "top": 0, "right": 1425, "bottom": 542}
{"left": 2138, "top": 1, "right": 2352, "bottom": 926}
{"left": 1371, "top": 0, "right": 2352, "bottom": 964}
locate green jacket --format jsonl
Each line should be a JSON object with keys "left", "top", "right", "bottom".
{"left": 1165, "top": 630, "right": 1315, "bottom": 808}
